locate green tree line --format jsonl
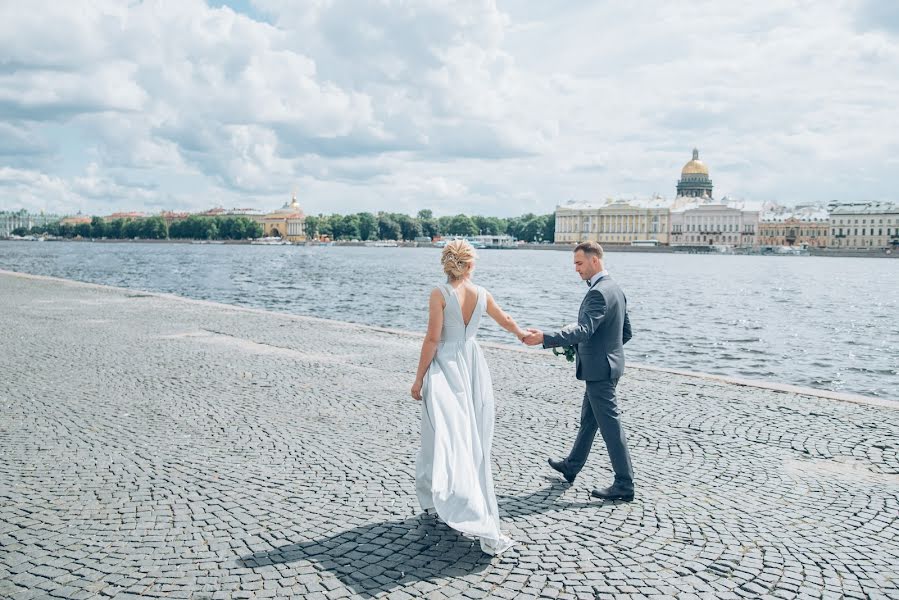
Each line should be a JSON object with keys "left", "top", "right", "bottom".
{"left": 13, "top": 210, "right": 555, "bottom": 243}
{"left": 14, "top": 216, "right": 263, "bottom": 241}
{"left": 306, "top": 210, "right": 555, "bottom": 243}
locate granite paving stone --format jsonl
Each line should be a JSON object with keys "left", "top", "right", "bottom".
{"left": 1, "top": 271, "right": 897, "bottom": 599}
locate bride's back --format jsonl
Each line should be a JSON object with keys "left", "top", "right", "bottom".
{"left": 448, "top": 281, "right": 479, "bottom": 325}
{"left": 438, "top": 281, "right": 485, "bottom": 342}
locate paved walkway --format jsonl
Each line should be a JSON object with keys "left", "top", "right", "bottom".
{"left": 1, "top": 271, "right": 897, "bottom": 600}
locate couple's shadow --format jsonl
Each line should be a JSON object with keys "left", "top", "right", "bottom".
{"left": 237, "top": 479, "right": 592, "bottom": 598}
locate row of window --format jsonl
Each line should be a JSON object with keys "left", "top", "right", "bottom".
{"left": 576, "top": 224, "right": 663, "bottom": 234}
{"left": 834, "top": 228, "right": 895, "bottom": 236}
{"left": 559, "top": 234, "right": 664, "bottom": 242}
{"left": 673, "top": 227, "right": 755, "bottom": 234}
{"left": 687, "top": 223, "right": 744, "bottom": 232}
{"left": 556, "top": 218, "right": 666, "bottom": 234}
{"left": 678, "top": 235, "right": 743, "bottom": 243}
{"left": 833, "top": 218, "right": 898, "bottom": 225}
{"left": 831, "top": 239, "right": 892, "bottom": 247}
{"left": 761, "top": 229, "right": 825, "bottom": 237}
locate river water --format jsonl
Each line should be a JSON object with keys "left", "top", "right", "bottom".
{"left": 1, "top": 241, "right": 896, "bottom": 400}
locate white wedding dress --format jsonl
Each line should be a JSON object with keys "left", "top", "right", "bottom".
{"left": 416, "top": 283, "right": 515, "bottom": 555}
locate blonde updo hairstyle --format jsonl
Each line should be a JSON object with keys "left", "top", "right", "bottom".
{"left": 441, "top": 240, "right": 477, "bottom": 280}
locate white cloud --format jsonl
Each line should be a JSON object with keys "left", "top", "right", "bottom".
{"left": 0, "top": 0, "right": 897, "bottom": 217}
{"left": 0, "top": 165, "right": 152, "bottom": 215}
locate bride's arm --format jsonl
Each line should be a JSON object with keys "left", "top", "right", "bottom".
{"left": 486, "top": 292, "right": 527, "bottom": 341}
{"left": 411, "top": 288, "right": 444, "bottom": 400}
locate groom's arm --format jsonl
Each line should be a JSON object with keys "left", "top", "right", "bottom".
{"left": 542, "top": 291, "right": 607, "bottom": 349}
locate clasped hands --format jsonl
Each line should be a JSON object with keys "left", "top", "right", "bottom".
{"left": 517, "top": 328, "right": 544, "bottom": 346}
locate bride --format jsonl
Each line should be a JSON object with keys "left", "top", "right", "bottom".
{"left": 410, "top": 239, "right": 526, "bottom": 555}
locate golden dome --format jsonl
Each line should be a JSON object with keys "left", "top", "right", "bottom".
{"left": 681, "top": 148, "right": 709, "bottom": 176}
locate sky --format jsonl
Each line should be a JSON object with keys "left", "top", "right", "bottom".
{"left": 1, "top": 0, "right": 897, "bottom": 217}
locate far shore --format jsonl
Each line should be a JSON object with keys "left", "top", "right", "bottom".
{"left": 2, "top": 237, "right": 897, "bottom": 257}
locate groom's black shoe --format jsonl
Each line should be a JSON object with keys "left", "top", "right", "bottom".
{"left": 590, "top": 481, "right": 634, "bottom": 502}
{"left": 548, "top": 458, "right": 577, "bottom": 484}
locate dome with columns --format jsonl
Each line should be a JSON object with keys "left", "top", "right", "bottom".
{"left": 676, "top": 148, "right": 713, "bottom": 199}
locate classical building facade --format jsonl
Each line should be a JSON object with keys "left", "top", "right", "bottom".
{"left": 0, "top": 210, "right": 60, "bottom": 237}
{"left": 262, "top": 195, "right": 306, "bottom": 242}
{"left": 554, "top": 150, "right": 763, "bottom": 247}
{"left": 828, "top": 202, "right": 899, "bottom": 249}
{"left": 758, "top": 203, "right": 829, "bottom": 248}
{"left": 676, "top": 149, "right": 713, "bottom": 199}
{"left": 669, "top": 149, "right": 759, "bottom": 247}
{"left": 670, "top": 200, "right": 760, "bottom": 248}
{"left": 554, "top": 198, "right": 670, "bottom": 245}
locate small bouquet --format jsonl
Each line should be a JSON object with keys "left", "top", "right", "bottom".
{"left": 552, "top": 346, "right": 576, "bottom": 362}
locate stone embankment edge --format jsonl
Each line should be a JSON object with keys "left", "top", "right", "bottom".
{"left": 2, "top": 268, "right": 895, "bottom": 410}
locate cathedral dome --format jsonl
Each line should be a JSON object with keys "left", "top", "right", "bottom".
{"left": 675, "top": 148, "right": 714, "bottom": 199}
{"left": 681, "top": 148, "right": 709, "bottom": 176}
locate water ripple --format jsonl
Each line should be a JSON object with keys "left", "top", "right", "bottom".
{"left": 1, "top": 241, "right": 897, "bottom": 400}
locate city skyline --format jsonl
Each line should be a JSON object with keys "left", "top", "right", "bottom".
{"left": 1, "top": 1, "right": 898, "bottom": 218}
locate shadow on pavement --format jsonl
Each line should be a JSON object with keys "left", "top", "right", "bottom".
{"left": 238, "top": 481, "right": 594, "bottom": 598}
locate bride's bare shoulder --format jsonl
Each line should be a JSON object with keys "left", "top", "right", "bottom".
{"left": 430, "top": 285, "right": 446, "bottom": 305}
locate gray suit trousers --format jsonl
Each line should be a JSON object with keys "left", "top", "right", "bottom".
{"left": 566, "top": 379, "right": 634, "bottom": 484}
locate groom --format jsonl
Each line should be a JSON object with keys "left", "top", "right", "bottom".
{"left": 523, "top": 241, "right": 635, "bottom": 501}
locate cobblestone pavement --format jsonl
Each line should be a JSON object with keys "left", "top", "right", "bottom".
{"left": 1, "top": 271, "right": 897, "bottom": 600}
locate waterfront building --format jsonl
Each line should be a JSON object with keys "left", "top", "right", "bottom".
{"left": 262, "top": 194, "right": 306, "bottom": 241}
{"left": 669, "top": 149, "right": 759, "bottom": 248}
{"left": 161, "top": 208, "right": 266, "bottom": 227}
{"left": 103, "top": 211, "right": 146, "bottom": 222}
{"left": 0, "top": 209, "right": 61, "bottom": 237}
{"left": 554, "top": 149, "right": 756, "bottom": 247}
{"left": 59, "top": 214, "right": 92, "bottom": 226}
{"left": 670, "top": 197, "right": 760, "bottom": 248}
{"left": 469, "top": 234, "right": 516, "bottom": 248}
{"left": 828, "top": 202, "right": 899, "bottom": 249}
{"left": 554, "top": 196, "right": 670, "bottom": 245}
{"left": 197, "top": 207, "right": 267, "bottom": 223}
{"left": 676, "top": 149, "right": 713, "bottom": 199}
{"left": 758, "top": 203, "right": 830, "bottom": 248}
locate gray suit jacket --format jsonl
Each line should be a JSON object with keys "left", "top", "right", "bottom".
{"left": 542, "top": 276, "right": 632, "bottom": 381}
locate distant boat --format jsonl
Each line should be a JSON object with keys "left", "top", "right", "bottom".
{"left": 364, "top": 240, "right": 398, "bottom": 247}
{"left": 433, "top": 236, "right": 512, "bottom": 249}
{"left": 251, "top": 237, "right": 291, "bottom": 245}
{"left": 775, "top": 246, "right": 806, "bottom": 256}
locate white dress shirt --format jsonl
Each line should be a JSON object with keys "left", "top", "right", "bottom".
{"left": 587, "top": 270, "right": 609, "bottom": 289}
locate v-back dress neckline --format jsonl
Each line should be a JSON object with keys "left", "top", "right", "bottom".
{"left": 446, "top": 283, "right": 479, "bottom": 329}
